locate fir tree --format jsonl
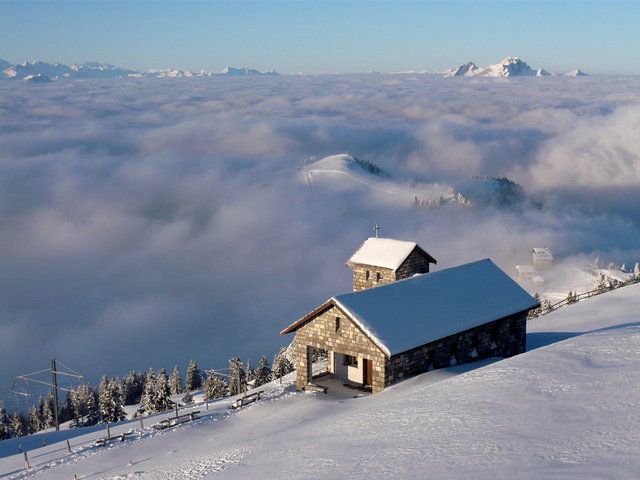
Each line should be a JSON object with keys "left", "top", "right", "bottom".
{"left": 140, "top": 368, "right": 156, "bottom": 414}
{"left": 272, "top": 347, "right": 294, "bottom": 384}
{"left": 141, "top": 368, "right": 172, "bottom": 415}
{"left": 594, "top": 273, "right": 609, "bottom": 292}
{"left": 185, "top": 360, "right": 202, "bottom": 391}
{"left": 10, "top": 411, "right": 27, "bottom": 437}
{"left": 98, "top": 376, "right": 126, "bottom": 423}
{"left": 203, "top": 374, "right": 228, "bottom": 401}
{"left": 0, "top": 403, "right": 11, "bottom": 440}
{"left": 253, "top": 355, "right": 271, "bottom": 388}
{"left": 70, "top": 383, "right": 99, "bottom": 427}
{"left": 42, "top": 390, "right": 57, "bottom": 429}
{"left": 634, "top": 262, "right": 640, "bottom": 281}
{"left": 122, "top": 371, "right": 145, "bottom": 405}
{"left": 169, "top": 365, "right": 184, "bottom": 395}
{"left": 28, "top": 404, "right": 42, "bottom": 434}
{"left": 228, "top": 357, "right": 247, "bottom": 396}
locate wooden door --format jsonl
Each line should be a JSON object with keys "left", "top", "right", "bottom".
{"left": 364, "top": 359, "right": 373, "bottom": 386}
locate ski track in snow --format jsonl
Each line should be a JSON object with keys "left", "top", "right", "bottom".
{"left": 98, "top": 446, "right": 250, "bottom": 480}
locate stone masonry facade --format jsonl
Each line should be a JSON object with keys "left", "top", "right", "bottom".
{"left": 293, "top": 304, "right": 387, "bottom": 393}
{"left": 394, "top": 248, "right": 432, "bottom": 281}
{"left": 351, "top": 247, "right": 433, "bottom": 292}
{"left": 385, "top": 312, "right": 527, "bottom": 386}
{"left": 351, "top": 265, "right": 396, "bottom": 292}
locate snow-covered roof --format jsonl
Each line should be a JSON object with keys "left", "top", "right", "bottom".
{"left": 515, "top": 264, "right": 536, "bottom": 275}
{"left": 531, "top": 247, "right": 554, "bottom": 262}
{"left": 346, "top": 237, "right": 435, "bottom": 270}
{"left": 334, "top": 259, "right": 538, "bottom": 356}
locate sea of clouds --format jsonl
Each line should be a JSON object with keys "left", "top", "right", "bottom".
{"left": 1, "top": 74, "right": 640, "bottom": 404}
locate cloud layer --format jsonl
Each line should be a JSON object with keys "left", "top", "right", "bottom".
{"left": 1, "top": 74, "right": 640, "bottom": 405}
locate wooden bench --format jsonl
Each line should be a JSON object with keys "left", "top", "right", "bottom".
{"left": 95, "top": 431, "right": 132, "bottom": 446}
{"left": 231, "top": 390, "right": 264, "bottom": 409}
{"left": 154, "top": 411, "right": 201, "bottom": 430}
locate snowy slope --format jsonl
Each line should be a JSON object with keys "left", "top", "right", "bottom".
{"left": 2, "top": 284, "right": 640, "bottom": 479}
{"left": 299, "top": 154, "right": 454, "bottom": 207}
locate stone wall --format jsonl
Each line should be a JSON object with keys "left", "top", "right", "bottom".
{"left": 395, "top": 248, "right": 432, "bottom": 281}
{"left": 351, "top": 265, "right": 396, "bottom": 292}
{"left": 293, "top": 304, "right": 387, "bottom": 393}
{"left": 384, "top": 312, "right": 527, "bottom": 386}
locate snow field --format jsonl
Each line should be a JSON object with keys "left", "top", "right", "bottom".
{"left": 2, "top": 284, "right": 640, "bottom": 479}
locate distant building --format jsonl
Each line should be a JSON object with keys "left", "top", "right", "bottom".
{"left": 531, "top": 247, "right": 554, "bottom": 266}
{"left": 515, "top": 264, "right": 536, "bottom": 279}
{"left": 281, "top": 240, "right": 539, "bottom": 394}
{"left": 346, "top": 237, "right": 437, "bottom": 292}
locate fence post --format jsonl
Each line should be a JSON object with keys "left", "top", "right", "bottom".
{"left": 206, "top": 400, "right": 209, "bottom": 411}
{"left": 139, "top": 417, "right": 144, "bottom": 429}
{"left": 23, "top": 451, "right": 30, "bottom": 470}
{"left": 175, "top": 403, "right": 179, "bottom": 419}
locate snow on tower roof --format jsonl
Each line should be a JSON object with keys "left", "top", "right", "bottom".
{"left": 346, "top": 237, "right": 435, "bottom": 270}
{"left": 335, "top": 259, "right": 538, "bottom": 356}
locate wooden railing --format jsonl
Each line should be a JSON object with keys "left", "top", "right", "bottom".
{"left": 532, "top": 275, "right": 639, "bottom": 318}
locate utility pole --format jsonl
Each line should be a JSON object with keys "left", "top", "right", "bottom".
{"left": 51, "top": 358, "right": 60, "bottom": 431}
{"left": 11, "top": 359, "right": 83, "bottom": 432}
{"left": 374, "top": 223, "right": 381, "bottom": 238}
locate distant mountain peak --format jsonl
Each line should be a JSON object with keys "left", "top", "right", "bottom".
{"left": 566, "top": 68, "right": 587, "bottom": 76}
{"left": 220, "top": 66, "right": 279, "bottom": 76}
{"left": 444, "top": 57, "right": 573, "bottom": 78}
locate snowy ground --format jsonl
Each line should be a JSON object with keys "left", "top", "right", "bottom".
{"left": 2, "top": 284, "right": 640, "bottom": 479}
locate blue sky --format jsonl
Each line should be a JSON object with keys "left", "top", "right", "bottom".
{"left": 1, "top": 1, "right": 639, "bottom": 74}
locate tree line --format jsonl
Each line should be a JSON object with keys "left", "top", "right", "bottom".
{"left": 0, "top": 348, "right": 293, "bottom": 441}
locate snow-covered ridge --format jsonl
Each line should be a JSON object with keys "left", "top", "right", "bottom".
{"left": 0, "top": 59, "right": 280, "bottom": 81}
{"left": 300, "top": 154, "right": 537, "bottom": 211}
{"left": 444, "top": 57, "right": 586, "bottom": 77}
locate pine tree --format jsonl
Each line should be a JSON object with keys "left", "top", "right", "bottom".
{"left": 594, "top": 273, "right": 609, "bottom": 292}
{"left": 122, "top": 371, "right": 145, "bottom": 405}
{"left": 203, "top": 374, "right": 228, "bottom": 401}
{"left": 169, "top": 365, "right": 184, "bottom": 395}
{"left": 228, "top": 357, "right": 247, "bottom": 396}
{"left": 253, "top": 355, "right": 271, "bottom": 388}
{"left": 140, "top": 368, "right": 157, "bottom": 414}
{"left": 10, "top": 411, "right": 27, "bottom": 437}
{"left": 70, "top": 383, "right": 99, "bottom": 427}
{"left": 634, "top": 262, "right": 640, "bottom": 281}
{"left": 98, "top": 376, "right": 127, "bottom": 423}
{"left": 155, "top": 369, "right": 172, "bottom": 412}
{"left": 272, "top": 347, "right": 294, "bottom": 384}
{"left": 28, "top": 405, "right": 42, "bottom": 434}
{"left": 0, "top": 403, "right": 11, "bottom": 440}
{"left": 42, "top": 390, "right": 57, "bottom": 429}
{"left": 185, "top": 360, "right": 202, "bottom": 391}
{"left": 141, "top": 368, "right": 171, "bottom": 415}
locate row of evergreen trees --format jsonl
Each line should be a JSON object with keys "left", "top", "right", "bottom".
{"left": 1, "top": 349, "right": 294, "bottom": 441}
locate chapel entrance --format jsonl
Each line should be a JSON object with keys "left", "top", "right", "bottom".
{"left": 363, "top": 358, "right": 373, "bottom": 387}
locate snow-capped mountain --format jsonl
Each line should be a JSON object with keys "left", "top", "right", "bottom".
{"left": 444, "top": 57, "right": 584, "bottom": 78}
{"left": 565, "top": 68, "right": 587, "bottom": 76}
{"left": 3, "top": 60, "right": 73, "bottom": 79}
{"left": 1, "top": 59, "right": 280, "bottom": 81}
{"left": 23, "top": 73, "right": 51, "bottom": 83}
{"left": 220, "top": 66, "right": 279, "bottom": 76}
